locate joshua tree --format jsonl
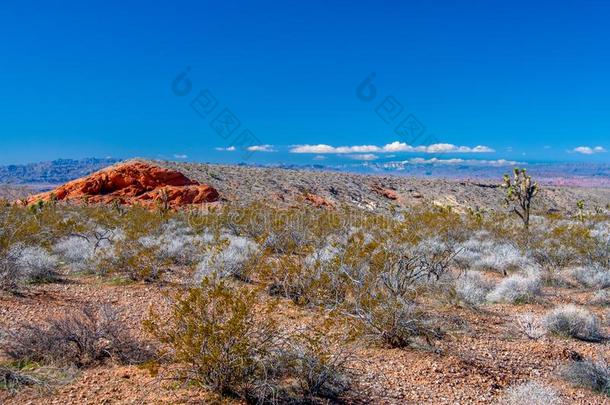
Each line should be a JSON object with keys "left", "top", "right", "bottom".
{"left": 503, "top": 168, "right": 538, "bottom": 230}
{"left": 576, "top": 199, "right": 585, "bottom": 222}
{"left": 156, "top": 188, "right": 171, "bottom": 217}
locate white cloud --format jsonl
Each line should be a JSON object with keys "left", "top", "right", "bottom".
{"left": 215, "top": 146, "right": 236, "bottom": 152}
{"left": 290, "top": 144, "right": 380, "bottom": 154}
{"left": 173, "top": 154, "right": 188, "bottom": 159}
{"left": 246, "top": 144, "right": 276, "bottom": 152}
{"left": 313, "top": 155, "right": 326, "bottom": 160}
{"left": 573, "top": 146, "right": 606, "bottom": 155}
{"left": 384, "top": 158, "right": 520, "bottom": 168}
{"left": 381, "top": 141, "right": 412, "bottom": 152}
{"left": 347, "top": 154, "right": 379, "bottom": 161}
{"left": 290, "top": 141, "right": 494, "bottom": 154}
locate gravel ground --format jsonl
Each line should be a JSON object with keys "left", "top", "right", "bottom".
{"left": 1, "top": 271, "right": 610, "bottom": 404}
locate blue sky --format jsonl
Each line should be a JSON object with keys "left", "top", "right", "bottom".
{"left": 1, "top": 0, "right": 609, "bottom": 166}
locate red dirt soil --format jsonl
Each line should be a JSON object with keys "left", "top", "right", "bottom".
{"left": 26, "top": 162, "right": 219, "bottom": 208}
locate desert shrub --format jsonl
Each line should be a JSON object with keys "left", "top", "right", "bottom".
{"left": 102, "top": 238, "right": 164, "bottom": 281}
{"left": 501, "top": 381, "right": 561, "bottom": 405}
{"left": 1, "top": 305, "right": 150, "bottom": 368}
{"left": 0, "top": 244, "right": 58, "bottom": 291}
{"left": 352, "top": 295, "right": 442, "bottom": 349}
{"left": 194, "top": 236, "right": 260, "bottom": 282}
{"left": 144, "top": 278, "right": 279, "bottom": 400}
{"left": 478, "top": 243, "right": 534, "bottom": 274}
{"left": 589, "top": 237, "right": 610, "bottom": 269}
{"left": 305, "top": 242, "right": 342, "bottom": 263}
{"left": 156, "top": 234, "right": 208, "bottom": 265}
{"left": 144, "top": 276, "right": 359, "bottom": 402}
{"left": 220, "top": 204, "right": 270, "bottom": 239}
{"left": 561, "top": 356, "right": 610, "bottom": 396}
{"left": 455, "top": 235, "right": 534, "bottom": 275}
{"left": 142, "top": 219, "right": 212, "bottom": 266}
{"left": 591, "top": 221, "right": 610, "bottom": 241}
{"left": 0, "top": 246, "right": 24, "bottom": 292}
{"left": 487, "top": 274, "right": 542, "bottom": 304}
{"left": 543, "top": 305, "right": 603, "bottom": 342}
{"left": 266, "top": 256, "right": 334, "bottom": 307}
{"left": 530, "top": 238, "right": 579, "bottom": 272}
{"left": 266, "top": 249, "right": 355, "bottom": 308}
{"left": 343, "top": 238, "right": 454, "bottom": 348}
{"left": 399, "top": 206, "right": 465, "bottom": 243}
{"left": 53, "top": 224, "right": 122, "bottom": 274}
{"left": 593, "top": 290, "right": 610, "bottom": 307}
{"left": 279, "top": 323, "right": 355, "bottom": 402}
{"left": 0, "top": 365, "right": 44, "bottom": 392}
{"left": 455, "top": 272, "right": 493, "bottom": 306}
{"left": 13, "top": 246, "right": 58, "bottom": 283}
{"left": 264, "top": 231, "right": 376, "bottom": 308}
{"left": 262, "top": 221, "right": 314, "bottom": 256}
{"left": 53, "top": 235, "right": 102, "bottom": 273}
{"left": 571, "top": 266, "right": 610, "bottom": 289}
{"left": 515, "top": 313, "right": 546, "bottom": 340}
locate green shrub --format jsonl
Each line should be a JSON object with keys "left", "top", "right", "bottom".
{"left": 144, "top": 278, "right": 279, "bottom": 400}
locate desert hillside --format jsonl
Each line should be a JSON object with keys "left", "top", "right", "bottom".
{"left": 4, "top": 159, "right": 610, "bottom": 214}
{"left": 154, "top": 160, "right": 610, "bottom": 215}
{"left": 1, "top": 160, "right": 610, "bottom": 404}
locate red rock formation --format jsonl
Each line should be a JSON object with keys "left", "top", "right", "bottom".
{"left": 27, "top": 162, "right": 219, "bottom": 208}
{"left": 372, "top": 184, "right": 399, "bottom": 200}
{"left": 303, "top": 192, "right": 335, "bottom": 209}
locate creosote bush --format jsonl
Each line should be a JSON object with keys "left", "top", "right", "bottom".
{"left": 144, "top": 278, "right": 357, "bottom": 403}
{"left": 352, "top": 295, "right": 443, "bottom": 349}
{"left": 144, "top": 278, "right": 279, "bottom": 400}
{"left": 278, "top": 321, "right": 356, "bottom": 402}
{"left": 1, "top": 305, "right": 150, "bottom": 368}
{"left": 102, "top": 238, "right": 164, "bottom": 282}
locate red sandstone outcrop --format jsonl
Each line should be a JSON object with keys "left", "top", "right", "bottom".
{"left": 303, "top": 192, "right": 335, "bottom": 209}
{"left": 372, "top": 184, "right": 399, "bottom": 200}
{"left": 26, "top": 162, "right": 219, "bottom": 207}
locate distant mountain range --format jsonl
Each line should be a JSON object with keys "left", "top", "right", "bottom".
{"left": 1, "top": 157, "right": 609, "bottom": 190}
{"left": 353, "top": 160, "right": 610, "bottom": 187}
{"left": 0, "top": 158, "right": 120, "bottom": 186}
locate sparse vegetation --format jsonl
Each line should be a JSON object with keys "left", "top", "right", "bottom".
{"left": 0, "top": 366, "right": 41, "bottom": 392}
{"left": 144, "top": 278, "right": 280, "bottom": 400}
{"left": 561, "top": 356, "right": 610, "bottom": 396}
{"left": 2, "top": 165, "right": 610, "bottom": 402}
{"left": 455, "top": 271, "right": 493, "bottom": 306}
{"left": 195, "top": 235, "right": 260, "bottom": 282}
{"left": 502, "top": 381, "right": 561, "bottom": 404}
{"left": 515, "top": 313, "right": 546, "bottom": 340}
{"left": 543, "top": 305, "right": 603, "bottom": 342}
{"left": 1, "top": 305, "right": 150, "bottom": 368}
{"left": 487, "top": 273, "right": 542, "bottom": 304}
{"left": 571, "top": 265, "right": 610, "bottom": 289}
{"left": 144, "top": 278, "right": 355, "bottom": 402}
{"left": 502, "top": 168, "right": 539, "bottom": 230}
